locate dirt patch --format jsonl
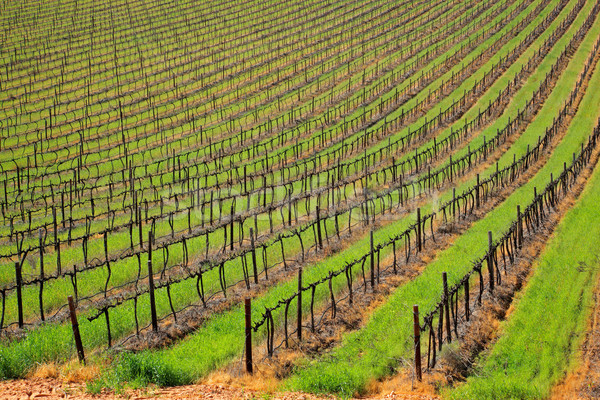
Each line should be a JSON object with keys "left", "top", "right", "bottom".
{"left": 0, "top": 378, "right": 440, "bottom": 400}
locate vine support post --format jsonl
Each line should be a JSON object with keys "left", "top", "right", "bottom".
{"left": 488, "top": 231, "right": 494, "bottom": 293}
{"left": 413, "top": 305, "right": 422, "bottom": 382}
{"left": 316, "top": 205, "right": 323, "bottom": 250}
{"left": 452, "top": 188, "right": 456, "bottom": 220}
{"left": 297, "top": 268, "right": 303, "bottom": 341}
{"left": 15, "top": 262, "right": 23, "bottom": 328}
{"left": 67, "top": 295, "right": 85, "bottom": 365}
{"left": 105, "top": 309, "right": 112, "bottom": 348}
{"left": 464, "top": 278, "right": 470, "bottom": 321}
{"left": 245, "top": 298, "right": 253, "bottom": 374}
{"left": 250, "top": 228, "right": 258, "bottom": 284}
{"left": 476, "top": 173, "right": 480, "bottom": 208}
{"left": 370, "top": 230, "right": 375, "bottom": 288}
{"left": 229, "top": 205, "right": 234, "bottom": 251}
{"left": 56, "top": 238, "right": 62, "bottom": 276}
{"left": 148, "top": 259, "right": 158, "bottom": 332}
{"left": 442, "top": 272, "right": 451, "bottom": 343}
{"left": 417, "top": 208, "right": 422, "bottom": 252}
{"left": 148, "top": 231, "right": 158, "bottom": 332}
{"left": 517, "top": 205, "right": 523, "bottom": 249}
{"left": 39, "top": 228, "right": 45, "bottom": 321}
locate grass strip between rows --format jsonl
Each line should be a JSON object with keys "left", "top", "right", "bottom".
{"left": 284, "top": 3, "right": 600, "bottom": 395}
{"left": 447, "top": 116, "right": 600, "bottom": 400}
{"left": 0, "top": 0, "right": 567, "bottom": 382}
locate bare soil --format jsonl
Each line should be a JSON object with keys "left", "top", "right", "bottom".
{"left": 0, "top": 378, "right": 439, "bottom": 400}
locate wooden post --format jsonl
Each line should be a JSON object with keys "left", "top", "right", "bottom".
{"left": 103, "top": 231, "right": 111, "bottom": 294}
{"left": 230, "top": 205, "right": 234, "bottom": 251}
{"left": 370, "top": 230, "right": 375, "bottom": 288}
{"left": 148, "top": 259, "right": 158, "bottom": 332}
{"left": 563, "top": 162, "right": 567, "bottom": 194}
{"left": 15, "top": 262, "right": 23, "bottom": 328}
{"left": 488, "top": 231, "right": 494, "bottom": 293}
{"left": 105, "top": 309, "right": 112, "bottom": 348}
{"left": 475, "top": 173, "right": 480, "bottom": 208}
{"left": 452, "top": 188, "right": 456, "bottom": 220}
{"left": 39, "top": 229, "right": 45, "bottom": 321}
{"left": 245, "top": 298, "right": 253, "bottom": 374}
{"left": 464, "top": 278, "right": 470, "bottom": 321}
{"left": 297, "top": 268, "right": 302, "bottom": 341}
{"left": 56, "top": 238, "right": 62, "bottom": 276}
{"left": 52, "top": 206, "right": 58, "bottom": 242}
{"left": 413, "top": 305, "right": 422, "bottom": 382}
{"left": 138, "top": 208, "right": 143, "bottom": 249}
{"left": 316, "top": 205, "right": 323, "bottom": 250}
{"left": 417, "top": 207, "right": 422, "bottom": 252}
{"left": 148, "top": 232, "right": 158, "bottom": 332}
{"left": 442, "top": 272, "right": 451, "bottom": 343}
{"left": 250, "top": 228, "right": 258, "bottom": 284}
{"left": 550, "top": 173, "right": 554, "bottom": 203}
{"left": 67, "top": 295, "right": 85, "bottom": 364}
{"left": 209, "top": 192, "right": 214, "bottom": 224}
{"left": 517, "top": 205, "right": 523, "bottom": 249}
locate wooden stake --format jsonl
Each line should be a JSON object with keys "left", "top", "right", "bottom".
{"left": 517, "top": 205, "right": 523, "bottom": 249}
{"left": 67, "top": 295, "right": 85, "bottom": 364}
{"left": 250, "top": 228, "right": 258, "bottom": 284}
{"left": 39, "top": 229, "right": 45, "bottom": 321}
{"left": 488, "top": 231, "right": 494, "bottom": 293}
{"left": 105, "top": 309, "right": 112, "bottom": 348}
{"left": 442, "top": 272, "right": 451, "bottom": 343}
{"left": 297, "top": 268, "right": 302, "bottom": 341}
{"left": 464, "top": 278, "right": 470, "bottom": 321}
{"left": 148, "top": 232, "right": 158, "bottom": 332}
{"left": 245, "top": 298, "right": 253, "bottom": 374}
{"left": 417, "top": 208, "right": 422, "bottom": 252}
{"left": 316, "top": 205, "right": 323, "bottom": 250}
{"left": 475, "top": 174, "right": 480, "bottom": 208}
{"left": 370, "top": 230, "right": 375, "bottom": 288}
{"left": 413, "top": 305, "right": 422, "bottom": 382}
{"left": 15, "top": 262, "right": 23, "bottom": 328}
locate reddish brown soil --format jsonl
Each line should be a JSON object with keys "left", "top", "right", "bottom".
{"left": 0, "top": 378, "right": 439, "bottom": 400}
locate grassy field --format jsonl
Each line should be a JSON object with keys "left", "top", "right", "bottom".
{"left": 1, "top": 0, "right": 600, "bottom": 397}
{"left": 448, "top": 103, "right": 600, "bottom": 399}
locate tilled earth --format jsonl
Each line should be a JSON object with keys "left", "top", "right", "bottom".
{"left": 0, "top": 379, "right": 440, "bottom": 400}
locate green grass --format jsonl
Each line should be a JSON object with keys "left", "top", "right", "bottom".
{"left": 284, "top": 5, "right": 600, "bottom": 395}
{"left": 447, "top": 121, "right": 600, "bottom": 400}
{"left": 0, "top": 0, "right": 478, "bottom": 217}
{"left": 0, "top": 0, "right": 510, "bottom": 332}
{"left": 90, "top": 0, "right": 576, "bottom": 387}
{"left": 3, "top": 0, "right": 600, "bottom": 394}
{"left": 0, "top": 0, "right": 474, "bottom": 265}
{"left": 0, "top": 0, "right": 438, "bottom": 178}
{"left": 0, "top": 0, "right": 556, "bottom": 380}
{"left": 0, "top": 0, "right": 473, "bottom": 254}
{"left": 91, "top": 210, "right": 418, "bottom": 386}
